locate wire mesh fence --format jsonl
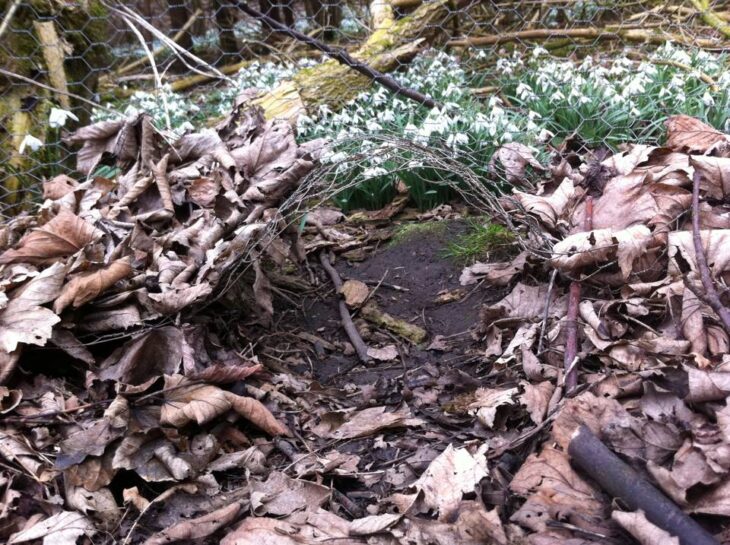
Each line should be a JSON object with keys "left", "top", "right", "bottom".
{"left": 1, "top": 0, "right": 730, "bottom": 219}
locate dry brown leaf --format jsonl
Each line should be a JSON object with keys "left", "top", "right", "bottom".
{"left": 611, "top": 510, "right": 679, "bottom": 545}
{"left": 251, "top": 472, "right": 330, "bottom": 516}
{"left": 490, "top": 142, "right": 545, "bottom": 184}
{"left": 98, "top": 327, "right": 183, "bottom": 385}
{"left": 54, "top": 257, "right": 132, "bottom": 313}
{"left": 664, "top": 115, "right": 730, "bottom": 154}
{"left": 459, "top": 251, "right": 528, "bottom": 286}
{"left": 520, "top": 380, "right": 555, "bottom": 425}
{"left": 551, "top": 225, "right": 652, "bottom": 278}
{"left": 0, "top": 262, "right": 65, "bottom": 352}
{"left": 467, "top": 387, "right": 518, "bottom": 428}
{"left": 513, "top": 177, "right": 577, "bottom": 229}
{"left": 690, "top": 155, "right": 730, "bottom": 201}
{"left": 349, "top": 513, "right": 402, "bottom": 536}
{"left": 112, "top": 433, "right": 193, "bottom": 482}
{"left": 668, "top": 230, "right": 730, "bottom": 281}
{"left": 161, "top": 375, "right": 289, "bottom": 436}
{"left": 367, "top": 345, "right": 398, "bottom": 361}
{"left": 685, "top": 367, "right": 730, "bottom": 403}
{"left": 510, "top": 446, "right": 609, "bottom": 534}
{"left": 0, "top": 211, "right": 101, "bottom": 265}
{"left": 43, "top": 174, "right": 78, "bottom": 200}
{"left": 340, "top": 279, "right": 369, "bottom": 307}
{"left": 406, "top": 444, "right": 488, "bottom": 521}
{"left": 221, "top": 510, "right": 365, "bottom": 545}
{"left": 142, "top": 503, "right": 241, "bottom": 545}
{"left": 8, "top": 511, "right": 95, "bottom": 545}
{"left": 311, "top": 405, "right": 423, "bottom": 440}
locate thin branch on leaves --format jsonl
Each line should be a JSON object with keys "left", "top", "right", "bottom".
{"left": 569, "top": 425, "right": 720, "bottom": 545}
{"left": 319, "top": 251, "right": 371, "bottom": 363}
{"left": 691, "top": 171, "right": 730, "bottom": 335}
{"left": 232, "top": 0, "right": 441, "bottom": 110}
{"left": 115, "top": 7, "right": 204, "bottom": 76}
{"left": 564, "top": 196, "right": 593, "bottom": 396}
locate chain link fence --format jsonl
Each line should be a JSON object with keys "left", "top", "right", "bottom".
{"left": 1, "top": 0, "right": 729, "bottom": 218}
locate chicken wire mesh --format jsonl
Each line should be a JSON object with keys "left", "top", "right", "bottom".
{"left": 1, "top": 0, "right": 730, "bottom": 219}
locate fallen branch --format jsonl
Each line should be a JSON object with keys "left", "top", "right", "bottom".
{"left": 569, "top": 425, "right": 719, "bottom": 545}
{"left": 448, "top": 27, "right": 721, "bottom": 49}
{"left": 564, "top": 196, "right": 593, "bottom": 395}
{"left": 691, "top": 171, "right": 730, "bottom": 335}
{"left": 115, "top": 7, "right": 204, "bottom": 76}
{"left": 689, "top": 0, "right": 730, "bottom": 39}
{"left": 233, "top": 0, "right": 440, "bottom": 110}
{"left": 319, "top": 251, "right": 371, "bottom": 363}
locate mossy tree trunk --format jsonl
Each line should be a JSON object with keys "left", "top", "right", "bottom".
{"left": 252, "top": 0, "right": 454, "bottom": 122}
{"left": 0, "top": 0, "right": 110, "bottom": 213}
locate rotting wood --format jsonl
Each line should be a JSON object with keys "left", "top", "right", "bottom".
{"left": 231, "top": 0, "right": 457, "bottom": 121}
{"left": 689, "top": 0, "right": 730, "bottom": 39}
{"left": 33, "top": 20, "right": 71, "bottom": 110}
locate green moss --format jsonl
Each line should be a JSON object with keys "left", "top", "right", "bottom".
{"left": 443, "top": 220, "right": 516, "bottom": 264}
{"left": 390, "top": 221, "right": 447, "bottom": 245}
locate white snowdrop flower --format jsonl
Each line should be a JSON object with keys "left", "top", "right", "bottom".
{"left": 48, "top": 107, "right": 79, "bottom": 128}
{"left": 178, "top": 121, "right": 195, "bottom": 133}
{"left": 702, "top": 91, "right": 715, "bottom": 107}
{"left": 18, "top": 134, "right": 43, "bottom": 154}
{"left": 496, "top": 58, "right": 514, "bottom": 75}
{"left": 528, "top": 110, "right": 542, "bottom": 120}
{"left": 365, "top": 119, "right": 383, "bottom": 132}
{"left": 363, "top": 166, "right": 388, "bottom": 178}
{"left": 579, "top": 95, "right": 591, "bottom": 105}
{"left": 550, "top": 89, "right": 565, "bottom": 102}
{"left": 475, "top": 50, "right": 487, "bottom": 60}
{"left": 379, "top": 109, "right": 396, "bottom": 123}
{"left": 532, "top": 46, "right": 548, "bottom": 59}
{"left": 487, "top": 96, "right": 503, "bottom": 108}
{"left": 446, "top": 132, "right": 469, "bottom": 148}
{"left": 326, "top": 151, "right": 347, "bottom": 164}
{"left": 631, "top": 106, "right": 641, "bottom": 117}
{"left": 516, "top": 82, "right": 535, "bottom": 100}
{"left": 526, "top": 119, "right": 538, "bottom": 132}
{"left": 537, "top": 128, "right": 554, "bottom": 143}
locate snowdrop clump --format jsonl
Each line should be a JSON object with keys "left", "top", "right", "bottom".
{"left": 498, "top": 42, "right": 730, "bottom": 143}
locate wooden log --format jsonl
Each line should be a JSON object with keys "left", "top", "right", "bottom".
{"left": 569, "top": 425, "right": 719, "bottom": 545}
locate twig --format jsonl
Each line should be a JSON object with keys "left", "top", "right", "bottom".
{"left": 232, "top": 0, "right": 441, "bottom": 109}
{"left": 319, "top": 252, "right": 371, "bottom": 363}
{"left": 0, "top": 0, "right": 21, "bottom": 41}
{"left": 118, "top": 14, "right": 172, "bottom": 130}
{"left": 691, "top": 171, "right": 730, "bottom": 334}
{"left": 569, "top": 425, "right": 719, "bottom": 545}
{"left": 111, "top": 4, "right": 232, "bottom": 84}
{"left": 448, "top": 27, "right": 721, "bottom": 49}
{"left": 116, "top": 7, "right": 204, "bottom": 76}
{"left": 564, "top": 196, "right": 593, "bottom": 395}
{"left": 537, "top": 269, "right": 558, "bottom": 355}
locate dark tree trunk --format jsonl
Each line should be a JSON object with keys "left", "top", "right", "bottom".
{"left": 168, "top": 0, "right": 194, "bottom": 51}
{"left": 215, "top": 0, "right": 239, "bottom": 58}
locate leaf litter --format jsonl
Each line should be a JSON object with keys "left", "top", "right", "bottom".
{"left": 1, "top": 109, "right": 730, "bottom": 544}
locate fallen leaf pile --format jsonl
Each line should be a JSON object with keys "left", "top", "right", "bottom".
{"left": 2, "top": 112, "right": 730, "bottom": 545}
